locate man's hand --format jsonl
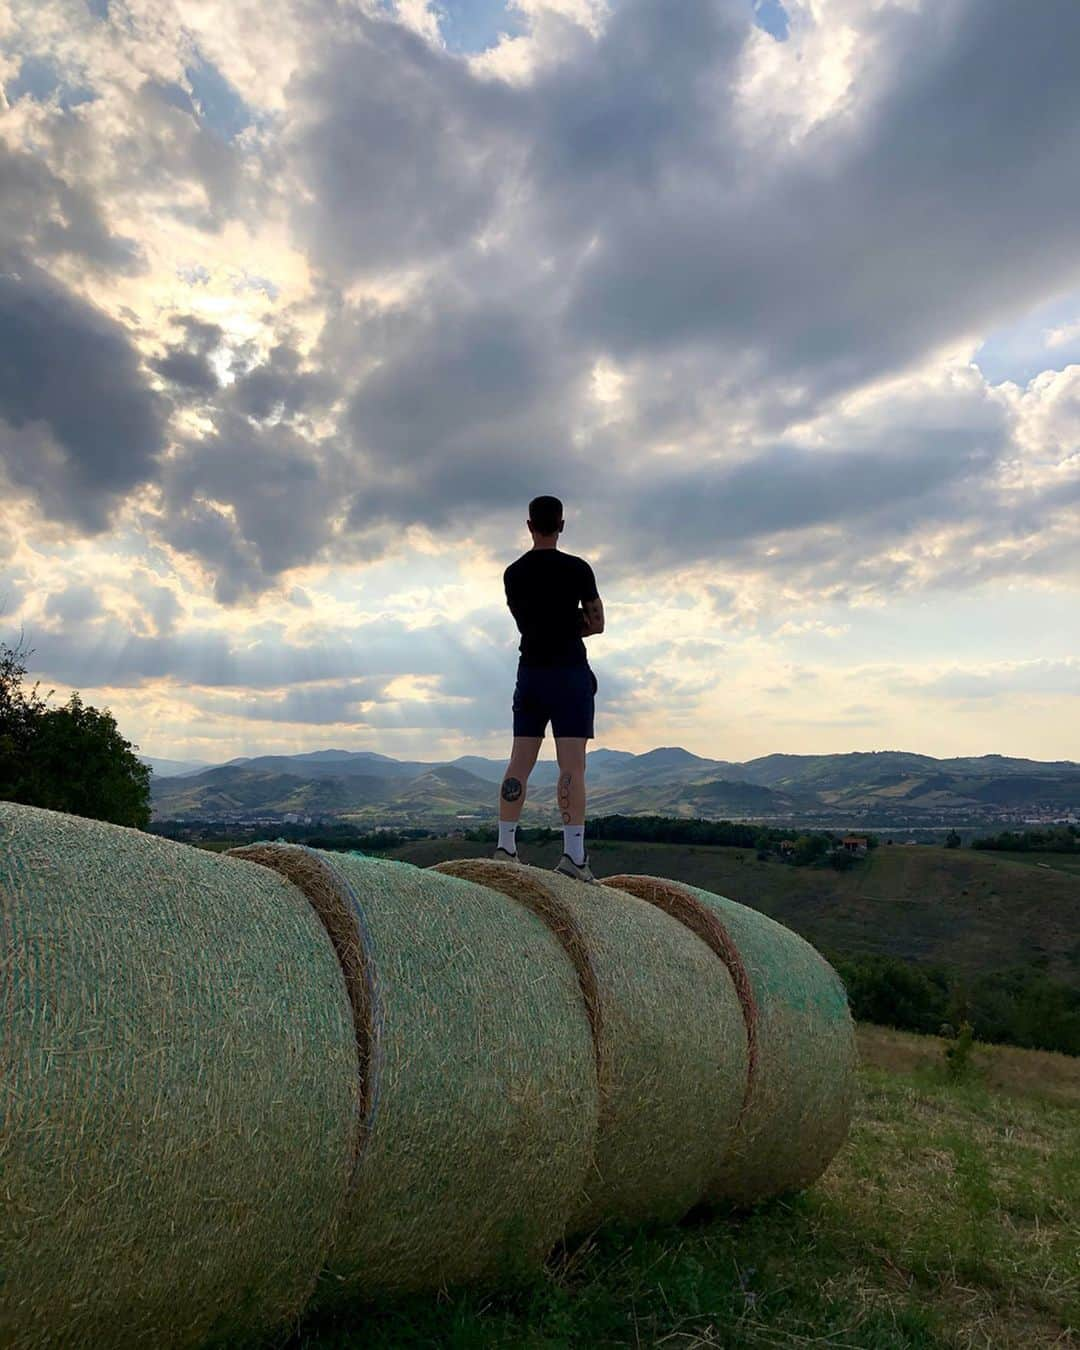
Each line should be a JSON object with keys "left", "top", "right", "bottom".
{"left": 579, "top": 596, "right": 605, "bottom": 637}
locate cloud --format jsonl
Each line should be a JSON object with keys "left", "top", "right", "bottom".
{"left": 151, "top": 316, "right": 251, "bottom": 395}
{"left": 10, "top": 0, "right": 1080, "bottom": 603}
{"left": 905, "top": 659, "right": 1080, "bottom": 702}
{"left": 568, "top": 0, "right": 1080, "bottom": 398}
{"left": 0, "top": 143, "right": 143, "bottom": 271}
{"left": 288, "top": 14, "right": 520, "bottom": 277}
{"left": 158, "top": 410, "right": 352, "bottom": 601}
{"left": 342, "top": 292, "right": 592, "bottom": 533}
{"left": 44, "top": 583, "right": 104, "bottom": 624}
{"left": 228, "top": 340, "right": 332, "bottom": 421}
{"left": 193, "top": 678, "right": 391, "bottom": 724}
{"left": 152, "top": 348, "right": 220, "bottom": 391}
{"left": 5, "top": 0, "right": 1080, "bottom": 756}
{"left": 21, "top": 601, "right": 510, "bottom": 693}
{"left": 0, "top": 264, "right": 166, "bottom": 531}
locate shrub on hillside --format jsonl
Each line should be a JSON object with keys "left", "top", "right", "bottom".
{"left": 943, "top": 1021, "right": 976, "bottom": 1080}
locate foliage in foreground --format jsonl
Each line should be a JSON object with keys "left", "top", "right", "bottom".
{"left": 293, "top": 1026, "right": 1079, "bottom": 1349}
{"left": 0, "top": 637, "right": 151, "bottom": 828}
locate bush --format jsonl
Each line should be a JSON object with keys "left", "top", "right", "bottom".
{"left": 943, "top": 1021, "right": 976, "bottom": 1080}
{"left": 832, "top": 953, "right": 950, "bottom": 1035}
{"left": 831, "top": 951, "right": 1080, "bottom": 1057}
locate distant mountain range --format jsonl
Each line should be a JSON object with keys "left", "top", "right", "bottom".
{"left": 141, "top": 756, "right": 213, "bottom": 779}
{"left": 147, "top": 747, "right": 1080, "bottom": 827}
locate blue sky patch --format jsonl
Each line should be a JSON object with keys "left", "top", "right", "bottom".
{"left": 185, "top": 52, "right": 251, "bottom": 141}
{"left": 975, "top": 287, "right": 1080, "bottom": 385}
{"left": 7, "top": 55, "right": 95, "bottom": 109}
{"left": 381, "top": 0, "right": 788, "bottom": 53}
{"left": 752, "top": 0, "right": 789, "bottom": 41}
{"left": 437, "top": 0, "right": 526, "bottom": 53}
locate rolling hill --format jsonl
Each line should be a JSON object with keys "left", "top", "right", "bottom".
{"left": 149, "top": 744, "right": 1080, "bottom": 825}
{"left": 385, "top": 837, "right": 1080, "bottom": 990}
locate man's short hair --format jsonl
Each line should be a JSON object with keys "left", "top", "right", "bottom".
{"left": 529, "top": 495, "right": 564, "bottom": 535}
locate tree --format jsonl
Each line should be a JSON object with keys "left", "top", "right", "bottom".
{"left": 0, "top": 639, "right": 151, "bottom": 828}
{"left": 0, "top": 633, "right": 49, "bottom": 801}
{"left": 793, "top": 832, "right": 828, "bottom": 866}
{"left": 832, "top": 953, "right": 950, "bottom": 1035}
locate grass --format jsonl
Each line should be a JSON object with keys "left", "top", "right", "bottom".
{"left": 292, "top": 1025, "right": 1079, "bottom": 1349}
{"left": 386, "top": 839, "right": 1080, "bottom": 989}
{"left": 979, "top": 851, "right": 1080, "bottom": 881}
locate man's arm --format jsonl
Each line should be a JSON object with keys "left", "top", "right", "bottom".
{"left": 577, "top": 559, "right": 604, "bottom": 638}
{"left": 504, "top": 566, "right": 524, "bottom": 632}
{"left": 579, "top": 595, "right": 605, "bottom": 637}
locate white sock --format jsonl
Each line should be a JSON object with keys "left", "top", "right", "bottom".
{"left": 498, "top": 821, "right": 518, "bottom": 855}
{"left": 563, "top": 825, "right": 586, "bottom": 866}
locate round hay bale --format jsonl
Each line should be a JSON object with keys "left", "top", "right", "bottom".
{"left": 604, "top": 874, "right": 856, "bottom": 1204}
{"left": 0, "top": 803, "right": 358, "bottom": 1350}
{"left": 431, "top": 859, "right": 747, "bottom": 1231}
{"left": 229, "top": 845, "right": 597, "bottom": 1299}
{"left": 427, "top": 858, "right": 605, "bottom": 1082}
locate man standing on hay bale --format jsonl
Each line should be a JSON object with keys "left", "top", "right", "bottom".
{"left": 496, "top": 495, "right": 605, "bottom": 882}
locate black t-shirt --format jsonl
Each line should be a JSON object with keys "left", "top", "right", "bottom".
{"left": 504, "top": 549, "right": 599, "bottom": 668}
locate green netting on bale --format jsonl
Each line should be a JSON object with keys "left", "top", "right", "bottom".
{"left": 605, "top": 874, "right": 856, "bottom": 1205}
{"left": 0, "top": 802, "right": 358, "bottom": 1350}
{"left": 433, "top": 860, "right": 747, "bottom": 1232}
{"left": 230, "top": 845, "right": 598, "bottom": 1300}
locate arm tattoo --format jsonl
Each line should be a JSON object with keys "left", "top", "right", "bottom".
{"left": 501, "top": 776, "right": 523, "bottom": 803}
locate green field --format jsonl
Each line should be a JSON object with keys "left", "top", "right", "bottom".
{"left": 980, "top": 850, "right": 1080, "bottom": 881}
{"left": 387, "top": 838, "right": 1080, "bottom": 989}
{"left": 294, "top": 1025, "right": 1080, "bottom": 1349}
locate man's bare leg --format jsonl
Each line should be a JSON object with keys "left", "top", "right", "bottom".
{"left": 555, "top": 737, "right": 589, "bottom": 871}
{"left": 496, "top": 736, "right": 542, "bottom": 857}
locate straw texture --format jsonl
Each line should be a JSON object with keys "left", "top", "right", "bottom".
{"left": 432, "top": 860, "right": 747, "bottom": 1231}
{"left": 605, "top": 875, "right": 856, "bottom": 1204}
{"left": 230, "top": 843, "right": 379, "bottom": 1164}
{"left": 230, "top": 845, "right": 597, "bottom": 1299}
{"left": 0, "top": 802, "right": 358, "bottom": 1350}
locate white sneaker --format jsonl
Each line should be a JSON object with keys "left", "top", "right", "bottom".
{"left": 554, "top": 853, "right": 597, "bottom": 884}
{"left": 492, "top": 846, "right": 523, "bottom": 864}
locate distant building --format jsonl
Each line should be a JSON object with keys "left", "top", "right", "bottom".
{"left": 840, "top": 835, "right": 869, "bottom": 854}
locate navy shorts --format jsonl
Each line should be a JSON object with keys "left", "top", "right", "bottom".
{"left": 512, "top": 664, "right": 597, "bottom": 739}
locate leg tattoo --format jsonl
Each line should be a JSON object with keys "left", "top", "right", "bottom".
{"left": 501, "top": 776, "right": 523, "bottom": 803}
{"left": 558, "top": 771, "right": 572, "bottom": 824}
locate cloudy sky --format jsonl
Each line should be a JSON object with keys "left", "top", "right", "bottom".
{"left": 2, "top": 0, "right": 1079, "bottom": 767}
